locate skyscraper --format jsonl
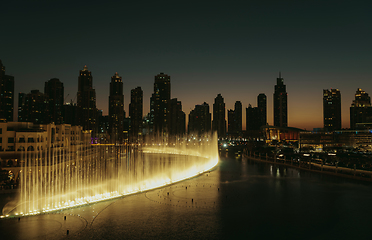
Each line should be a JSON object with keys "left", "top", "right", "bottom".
{"left": 257, "top": 93, "right": 267, "bottom": 127}
{"left": 323, "top": 89, "right": 341, "bottom": 132}
{"left": 129, "top": 87, "right": 143, "bottom": 142}
{"left": 273, "top": 73, "right": 287, "bottom": 127}
{"left": 151, "top": 73, "right": 170, "bottom": 135}
{"left": 350, "top": 88, "right": 372, "bottom": 129}
{"left": 188, "top": 102, "right": 211, "bottom": 135}
{"left": 44, "top": 78, "right": 64, "bottom": 124}
{"left": 168, "top": 98, "right": 186, "bottom": 137}
{"left": 227, "top": 101, "right": 242, "bottom": 135}
{"left": 108, "top": 72, "right": 124, "bottom": 143}
{"left": 77, "top": 65, "right": 97, "bottom": 136}
{"left": 246, "top": 94, "right": 267, "bottom": 132}
{"left": 212, "top": 94, "right": 226, "bottom": 138}
{"left": 18, "top": 90, "right": 49, "bottom": 124}
{"left": 0, "top": 60, "right": 14, "bottom": 122}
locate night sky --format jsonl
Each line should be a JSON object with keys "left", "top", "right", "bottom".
{"left": 1, "top": 0, "right": 371, "bottom": 130}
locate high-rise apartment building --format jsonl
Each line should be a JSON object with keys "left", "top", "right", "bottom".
{"left": 273, "top": 73, "right": 287, "bottom": 127}
{"left": 227, "top": 101, "right": 242, "bottom": 135}
{"left": 18, "top": 90, "right": 49, "bottom": 124}
{"left": 44, "top": 78, "right": 64, "bottom": 124}
{"left": 246, "top": 94, "right": 267, "bottom": 131}
{"left": 151, "top": 73, "right": 170, "bottom": 135}
{"left": 108, "top": 72, "right": 124, "bottom": 142}
{"left": 323, "top": 89, "right": 341, "bottom": 132}
{"left": 212, "top": 94, "right": 226, "bottom": 138}
{"left": 246, "top": 104, "right": 260, "bottom": 131}
{"left": 350, "top": 88, "right": 372, "bottom": 129}
{"left": 77, "top": 66, "right": 97, "bottom": 136}
{"left": 0, "top": 60, "right": 14, "bottom": 122}
{"left": 257, "top": 93, "right": 267, "bottom": 127}
{"left": 129, "top": 87, "right": 143, "bottom": 142}
{"left": 168, "top": 98, "right": 186, "bottom": 137}
{"left": 188, "top": 102, "right": 211, "bottom": 135}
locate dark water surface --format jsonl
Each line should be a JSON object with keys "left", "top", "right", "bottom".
{"left": 1, "top": 155, "right": 372, "bottom": 239}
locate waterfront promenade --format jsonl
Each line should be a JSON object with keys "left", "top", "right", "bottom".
{"left": 243, "top": 150, "right": 372, "bottom": 182}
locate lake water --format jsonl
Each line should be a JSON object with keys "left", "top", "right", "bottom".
{"left": 1, "top": 153, "right": 372, "bottom": 239}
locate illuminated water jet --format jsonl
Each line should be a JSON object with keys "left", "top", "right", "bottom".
{"left": 2, "top": 133, "right": 218, "bottom": 217}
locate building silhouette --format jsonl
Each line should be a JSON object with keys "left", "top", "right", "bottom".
{"left": 188, "top": 102, "right": 211, "bottom": 135}
{"left": 257, "top": 93, "right": 267, "bottom": 127}
{"left": 227, "top": 101, "right": 242, "bottom": 136}
{"left": 168, "top": 98, "right": 186, "bottom": 137}
{"left": 44, "top": 78, "right": 64, "bottom": 124}
{"left": 246, "top": 104, "right": 260, "bottom": 131}
{"left": 0, "top": 60, "right": 14, "bottom": 122}
{"left": 77, "top": 65, "right": 97, "bottom": 137}
{"left": 212, "top": 94, "right": 226, "bottom": 138}
{"left": 273, "top": 72, "right": 287, "bottom": 127}
{"left": 246, "top": 94, "right": 267, "bottom": 132}
{"left": 323, "top": 89, "right": 341, "bottom": 132}
{"left": 63, "top": 102, "right": 78, "bottom": 126}
{"left": 150, "top": 73, "right": 170, "bottom": 135}
{"left": 18, "top": 90, "right": 49, "bottom": 124}
{"left": 108, "top": 72, "right": 124, "bottom": 143}
{"left": 129, "top": 87, "right": 143, "bottom": 142}
{"left": 350, "top": 88, "right": 372, "bottom": 129}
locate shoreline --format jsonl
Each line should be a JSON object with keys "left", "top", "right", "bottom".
{"left": 243, "top": 152, "right": 372, "bottom": 183}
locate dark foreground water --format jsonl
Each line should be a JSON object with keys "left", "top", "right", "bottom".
{"left": 1, "top": 154, "right": 372, "bottom": 240}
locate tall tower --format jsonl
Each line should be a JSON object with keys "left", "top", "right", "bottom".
{"left": 108, "top": 72, "right": 124, "bottom": 143}
{"left": 168, "top": 98, "right": 186, "bottom": 137}
{"left": 212, "top": 94, "right": 226, "bottom": 138}
{"left": 323, "top": 89, "right": 341, "bottom": 132}
{"left": 227, "top": 101, "right": 242, "bottom": 135}
{"left": 273, "top": 72, "right": 287, "bottom": 127}
{"left": 151, "top": 73, "right": 171, "bottom": 135}
{"left": 44, "top": 78, "right": 64, "bottom": 124}
{"left": 77, "top": 65, "right": 97, "bottom": 136}
{"left": 129, "top": 86, "right": 143, "bottom": 142}
{"left": 257, "top": 93, "right": 267, "bottom": 127}
{"left": 0, "top": 60, "right": 14, "bottom": 122}
{"left": 188, "top": 102, "right": 211, "bottom": 135}
{"left": 350, "top": 88, "right": 372, "bottom": 129}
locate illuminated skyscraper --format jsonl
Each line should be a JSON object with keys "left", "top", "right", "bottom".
{"left": 151, "top": 73, "right": 170, "bottom": 135}
{"left": 129, "top": 87, "right": 143, "bottom": 142}
{"left": 0, "top": 60, "right": 14, "bottom": 122}
{"left": 323, "top": 89, "right": 341, "bottom": 132}
{"left": 109, "top": 72, "right": 124, "bottom": 142}
{"left": 273, "top": 73, "right": 287, "bottom": 127}
{"left": 212, "top": 94, "right": 226, "bottom": 138}
{"left": 350, "top": 88, "right": 372, "bottom": 129}
{"left": 77, "top": 65, "right": 97, "bottom": 136}
{"left": 18, "top": 90, "right": 49, "bottom": 124}
{"left": 44, "top": 78, "right": 64, "bottom": 124}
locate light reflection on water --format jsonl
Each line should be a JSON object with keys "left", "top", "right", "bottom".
{"left": 2, "top": 155, "right": 372, "bottom": 239}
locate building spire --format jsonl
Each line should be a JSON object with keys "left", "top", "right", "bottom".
{"left": 84, "top": 65, "right": 88, "bottom": 71}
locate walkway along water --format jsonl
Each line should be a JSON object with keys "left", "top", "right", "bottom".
{"left": 243, "top": 149, "right": 372, "bottom": 182}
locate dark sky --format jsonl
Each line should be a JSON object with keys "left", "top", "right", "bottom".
{"left": 1, "top": 0, "right": 371, "bottom": 130}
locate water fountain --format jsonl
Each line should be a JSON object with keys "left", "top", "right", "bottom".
{"left": 1, "top": 133, "right": 219, "bottom": 217}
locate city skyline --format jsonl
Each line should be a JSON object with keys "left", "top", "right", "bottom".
{"left": 1, "top": 1, "right": 371, "bottom": 130}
